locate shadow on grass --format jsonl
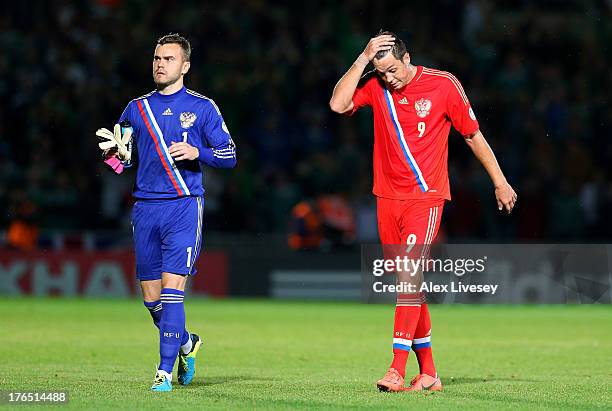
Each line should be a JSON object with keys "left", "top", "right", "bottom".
{"left": 446, "top": 376, "right": 540, "bottom": 385}
{"left": 185, "top": 375, "right": 277, "bottom": 387}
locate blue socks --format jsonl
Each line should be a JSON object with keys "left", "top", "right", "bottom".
{"left": 158, "top": 288, "right": 186, "bottom": 374}
{"left": 144, "top": 300, "right": 162, "bottom": 328}
{"left": 144, "top": 299, "right": 190, "bottom": 346}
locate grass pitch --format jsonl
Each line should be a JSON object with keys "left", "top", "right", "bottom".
{"left": 1, "top": 298, "right": 610, "bottom": 410}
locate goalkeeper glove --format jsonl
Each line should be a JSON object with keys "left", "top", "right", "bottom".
{"left": 104, "top": 156, "right": 125, "bottom": 174}
{"left": 97, "top": 123, "right": 133, "bottom": 162}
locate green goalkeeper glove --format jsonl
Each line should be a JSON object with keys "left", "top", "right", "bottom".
{"left": 96, "top": 123, "right": 132, "bottom": 162}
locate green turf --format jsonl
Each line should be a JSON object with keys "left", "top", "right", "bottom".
{"left": 0, "top": 299, "right": 610, "bottom": 410}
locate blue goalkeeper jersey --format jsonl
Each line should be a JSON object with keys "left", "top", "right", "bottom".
{"left": 118, "top": 86, "right": 236, "bottom": 199}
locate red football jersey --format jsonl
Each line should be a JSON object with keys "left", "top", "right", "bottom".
{"left": 350, "top": 66, "right": 479, "bottom": 200}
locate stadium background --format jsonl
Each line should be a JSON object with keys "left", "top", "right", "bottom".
{"left": 0, "top": 2, "right": 611, "bottom": 409}
{"left": 2, "top": 0, "right": 611, "bottom": 297}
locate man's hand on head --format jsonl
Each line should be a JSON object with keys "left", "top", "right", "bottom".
{"left": 361, "top": 34, "right": 396, "bottom": 63}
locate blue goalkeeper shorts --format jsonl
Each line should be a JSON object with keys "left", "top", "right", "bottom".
{"left": 131, "top": 196, "right": 204, "bottom": 281}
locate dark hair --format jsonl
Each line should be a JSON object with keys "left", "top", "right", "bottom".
{"left": 157, "top": 33, "right": 191, "bottom": 61}
{"left": 374, "top": 30, "right": 407, "bottom": 61}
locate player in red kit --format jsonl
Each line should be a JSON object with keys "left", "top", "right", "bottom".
{"left": 330, "top": 31, "right": 517, "bottom": 392}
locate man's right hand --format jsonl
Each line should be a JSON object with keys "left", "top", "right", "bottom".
{"left": 97, "top": 124, "right": 132, "bottom": 162}
{"left": 330, "top": 34, "right": 396, "bottom": 114}
{"left": 361, "top": 34, "right": 396, "bottom": 63}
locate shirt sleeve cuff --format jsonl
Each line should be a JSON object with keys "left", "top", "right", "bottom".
{"left": 198, "top": 147, "right": 214, "bottom": 164}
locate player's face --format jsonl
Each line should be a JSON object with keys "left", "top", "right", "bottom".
{"left": 153, "top": 43, "right": 190, "bottom": 88}
{"left": 373, "top": 53, "right": 411, "bottom": 90}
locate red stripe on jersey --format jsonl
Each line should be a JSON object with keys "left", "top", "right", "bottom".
{"left": 135, "top": 100, "right": 184, "bottom": 196}
{"left": 422, "top": 69, "right": 469, "bottom": 105}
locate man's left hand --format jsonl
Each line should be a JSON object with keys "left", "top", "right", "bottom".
{"left": 169, "top": 141, "right": 199, "bottom": 161}
{"left": 495, "top": 182, "right": 517, "bottom": 214}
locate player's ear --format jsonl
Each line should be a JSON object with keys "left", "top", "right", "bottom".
{"left": 403, "top": 53, "right": 410, "bottom": 67}
{"left": 182, "top": 60, "right": 191, "bottom": 75}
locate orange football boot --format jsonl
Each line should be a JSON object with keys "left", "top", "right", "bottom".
{"left": 376, "top": 368, "right": 405, "bottom": 392}
{"left": 403, "top": 373, "right": 442, "bottom": 391}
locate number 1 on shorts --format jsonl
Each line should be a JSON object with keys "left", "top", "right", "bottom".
{"left": 186, "top": 246, "right": 192, "bottom": 267}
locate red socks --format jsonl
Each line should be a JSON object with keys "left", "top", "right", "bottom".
{"left": 390, "top": 294, "right": 422, "bottom": 378}
{"left": 389, "top": 300, "right": 437, "bottom": 379}
{"left": 412, "top": 303, "right": 436, "bottom": 377}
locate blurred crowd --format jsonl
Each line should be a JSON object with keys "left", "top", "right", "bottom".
{"left": 1, "top": 0, "right": 611, "bottom": 248}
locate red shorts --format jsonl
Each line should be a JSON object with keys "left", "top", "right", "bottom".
{"left": 376, "top": 197, "right": 444, "bottom": 248}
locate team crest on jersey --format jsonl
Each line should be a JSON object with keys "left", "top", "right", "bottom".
{"left": 179, "top": 112, "right": 197, "bottom": 128}
{"left": 414, "top": 98, "right": 432, "bottom": 118}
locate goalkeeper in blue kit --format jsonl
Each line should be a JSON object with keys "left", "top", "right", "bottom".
{"left": 97, "top": 33, "right": 236, "bottom": 391}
